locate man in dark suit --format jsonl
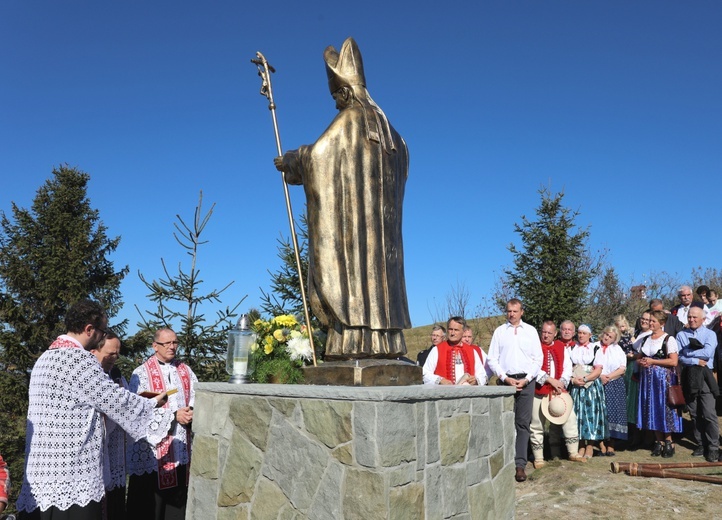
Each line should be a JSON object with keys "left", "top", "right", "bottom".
{"left": 417, "top": 325, "right": 445, "bottom": 367}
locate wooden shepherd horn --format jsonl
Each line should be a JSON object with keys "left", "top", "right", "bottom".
{"left": 627, "top": 466, "right": 722, "bottom": 484}
{"left": 612, "top": 461, "right": 722, "bottom": 474}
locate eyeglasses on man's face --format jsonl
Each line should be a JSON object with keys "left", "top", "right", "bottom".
{"left": 155, "top": 340, "right": 180, "bottom": 347}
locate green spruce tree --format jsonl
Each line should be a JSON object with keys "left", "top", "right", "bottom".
{"left": 585, "top": 266, "right": 627, "bottom": 332}
{"left": 259, "top": 213, "right": 323, "bottom": 330}
{"left": 498, "top": 187, "right": 602, "bottom": 328}
{"left": 0, "top": 164, "right": 127, "bottom": 507}
{"left": 133, "top": 192, "right": 245, "bottom": 382}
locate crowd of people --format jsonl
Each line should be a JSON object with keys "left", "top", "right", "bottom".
{"left": 1, "top": 285, "right": 719, "bottom": 516}
{"left": 421, "top": 285, "right": 722, "bottom": 482}
{"left": 4, "top": 299, "right": 196, "bottom": 520}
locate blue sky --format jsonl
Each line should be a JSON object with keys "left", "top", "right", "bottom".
{"left": 2, "top": 1, "right": 721, "bottom": 332}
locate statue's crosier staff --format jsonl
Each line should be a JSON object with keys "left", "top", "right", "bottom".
{"left": 252, "top": 51, "right": 317, "bottom": 367}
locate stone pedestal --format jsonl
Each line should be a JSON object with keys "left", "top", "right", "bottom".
{"left": 302, "top": 359, "right": 422, "bottom": 386}
{"left": 187, "top": 383, "right": 517, "bottom": 520}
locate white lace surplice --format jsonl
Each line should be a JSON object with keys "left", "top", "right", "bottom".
{"left": 104, "top": 375, "right": 130, "bottom": 491}
{"left": 17, "top": 340, "right": 173, "bottom": 512}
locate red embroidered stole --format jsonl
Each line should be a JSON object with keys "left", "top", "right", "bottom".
{"left": 144, "top": 356, "right": 192, "bottom": 489}
{"left": 435, "top": 342, "right": 475, "bottom": 383}
{"left": 49, "top": 336, "right": 83, "bottom": 350}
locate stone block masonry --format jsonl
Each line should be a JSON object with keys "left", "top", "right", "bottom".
{"left": 187, "top": 384, "right": 517, "bottom": 520}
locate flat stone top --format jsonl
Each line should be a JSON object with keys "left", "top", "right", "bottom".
{"left": 196, "top": 382, "right": 516, "bottom": 401}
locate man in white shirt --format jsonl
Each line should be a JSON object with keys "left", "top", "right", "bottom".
{"left": 422, "top": 317, "right": 486, "bottom": 385}
{"left": 530, "top": 321, "right": 586, "bottom": 467}
{"left": 462, "top": 326, "right": 493, "bottom": 381}
{"left": 671, "top": 285, "right": 709, "bottom": 327}
{"left": 708, "top": 289, "right": 722, "bottom": 320}
{"left": 559, "top": 320, "right": 576, "bottom": 351}
{"left": 487, "top": 299, "right": 543, "bottom": 482}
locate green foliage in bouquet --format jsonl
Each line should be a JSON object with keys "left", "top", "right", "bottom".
{"left": 250, "top": 314, "right": 323, "bottom": 384}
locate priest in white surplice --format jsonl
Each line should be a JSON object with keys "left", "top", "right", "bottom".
{"left": 17, "top": 300, "right": 172, "bottom": 520}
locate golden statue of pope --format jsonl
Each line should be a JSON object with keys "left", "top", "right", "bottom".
{"left": 274, "top": 37, "right": 410, "bottom": 360}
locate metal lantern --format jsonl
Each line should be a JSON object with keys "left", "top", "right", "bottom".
{"left": 227, "top": 314, "right": 256, "bottom": 384}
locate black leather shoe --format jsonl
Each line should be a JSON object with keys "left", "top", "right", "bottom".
{"left": 692, "top": 445, "right": 704, "bottom": 457}
{"left": 706, "top": 449, "right": 719, "bottom": 463}
{"left": 651, "top": 441, "right": 663, "bottom": 457}
{"left": 662, "top": 441, "right": 675, "bottom": 458}
{"left": 515, "top": 467, "right": 527, "bottom": 482}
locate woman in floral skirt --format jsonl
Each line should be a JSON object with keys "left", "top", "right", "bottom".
{"left": 569, "top": 324, "right": 607, "bottom": 458}
{"left": 596, "top": 325, "right": 628, "bottom": 455}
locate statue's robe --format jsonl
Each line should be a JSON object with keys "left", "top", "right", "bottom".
{"left": 282, "top": 101, "right": 410, "bottom": 359}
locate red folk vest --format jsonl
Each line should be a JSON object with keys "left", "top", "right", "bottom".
{"left": 434, "top": 342, "right": 476, "bottom": 382}
{"left": 535, "top": 340, "right": 565, "bottom": 396}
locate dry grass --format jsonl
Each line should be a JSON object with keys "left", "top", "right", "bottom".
{"left": 516, "top": 428, "right": 722, "bottom": 519}
{"left": 404, "top": 315, "right": 505, "bottom": 361}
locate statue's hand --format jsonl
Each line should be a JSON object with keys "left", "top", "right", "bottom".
{"left": 273, "top": 156, "right": 285, "bottom": 172}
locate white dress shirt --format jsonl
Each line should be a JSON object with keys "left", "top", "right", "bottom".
{"left": 676, "top": 304, "right": 711, "bottom": 326}
{"left": 487, "top": 320, "right": 543, "bottom": 383}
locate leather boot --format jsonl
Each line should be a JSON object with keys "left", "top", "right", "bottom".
{"left": 661, "top": 441, "right": 675, "bottom": 458}
{"left": 651, "top": 441, "right": 663, "bottom": 457}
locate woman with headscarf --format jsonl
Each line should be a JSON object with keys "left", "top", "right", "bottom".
{"left": 569, "top": 324, "right": 607, "bottom": 458}
{"left": 634, "top": 310, "right": 682, "bottom": 457}
{"left": 596, "top": 325, "right": 628, "bottom": 456}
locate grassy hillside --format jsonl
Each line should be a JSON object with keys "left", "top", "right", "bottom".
{"left": 404, "top": 315, "right": 506, "bottom": 362}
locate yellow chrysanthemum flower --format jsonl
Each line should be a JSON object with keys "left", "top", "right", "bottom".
{"left": 264, "top": 343, "right": 274, "bottom": 355}
{"left": 253, "top": 319, "right": 270, "bottom": 332}
{"left": 272, "top": 314, "right": 298, "bottom": 328}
